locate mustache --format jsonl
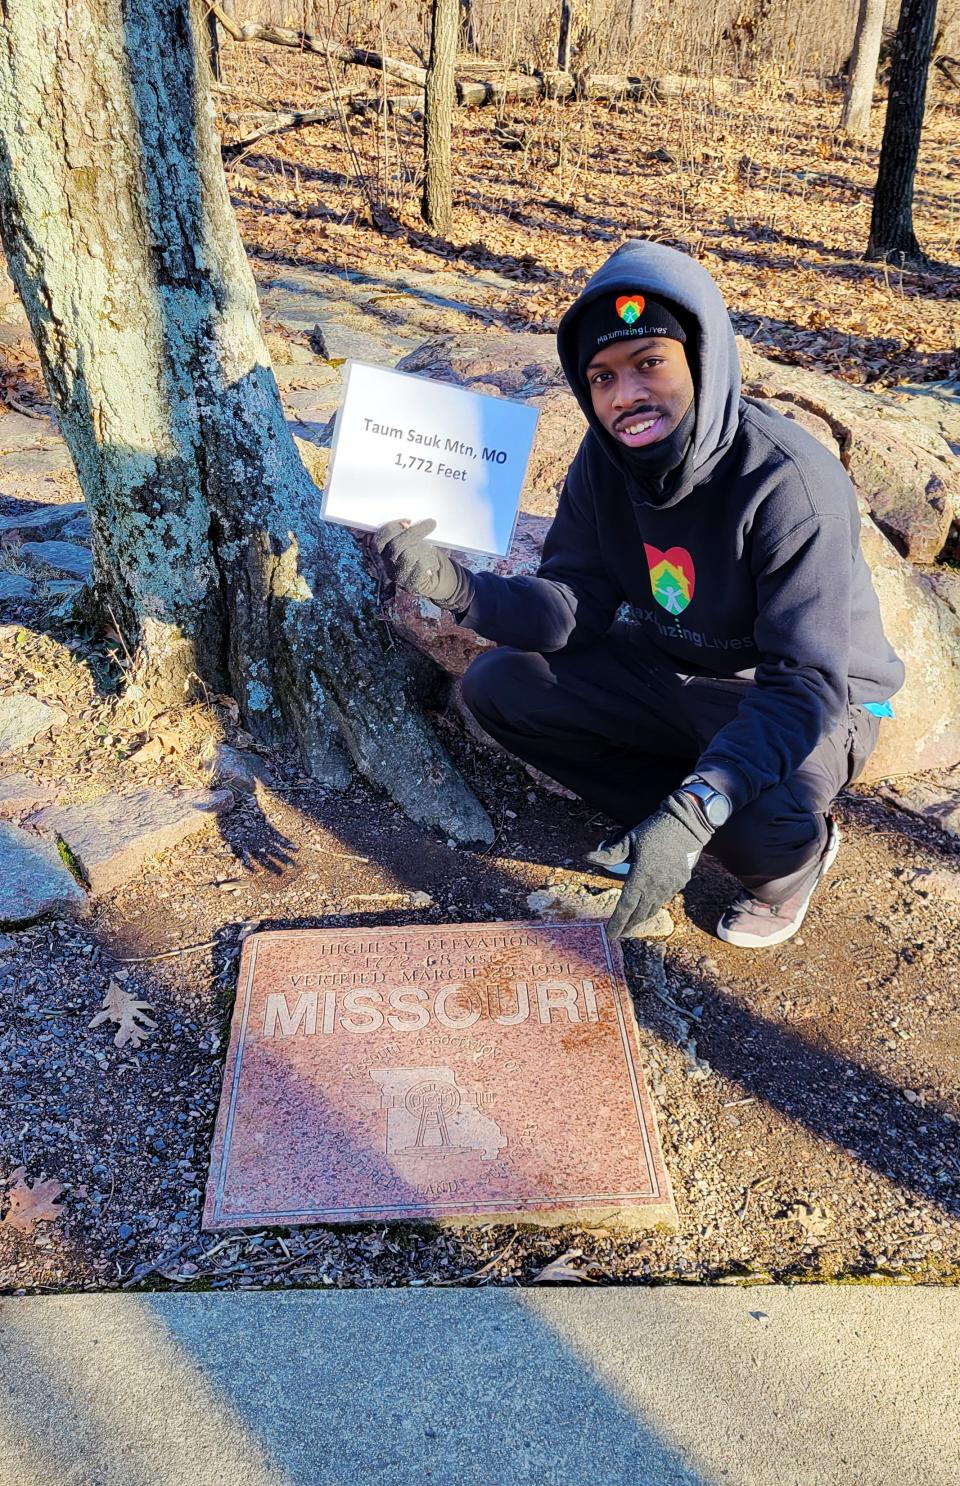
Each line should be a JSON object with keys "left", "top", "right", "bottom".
{"left": 613, "top": 406, "right": 663, "bottom": 431}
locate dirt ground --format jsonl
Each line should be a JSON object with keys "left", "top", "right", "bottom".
{"left": 1, "top": 56, "right": 959, "bottom": 1293}
{"left": 1, "top": 623, "right": 959, "bottom": 1294}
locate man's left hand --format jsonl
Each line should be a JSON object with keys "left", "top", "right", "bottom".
{"left": 586, "top": 790, "right": 717, "bottom": 939}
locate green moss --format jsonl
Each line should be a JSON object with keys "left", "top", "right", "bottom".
{"left": 55, "top": 834, "right": 89, "bottom": 888}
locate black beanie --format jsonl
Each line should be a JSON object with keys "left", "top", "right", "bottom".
{"left": 576, "top": 291, "right": 688, "bottom": 379}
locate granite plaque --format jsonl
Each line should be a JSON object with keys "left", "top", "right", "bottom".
{"left": 203, "top": 922, "right": 675, "bottom": 1229}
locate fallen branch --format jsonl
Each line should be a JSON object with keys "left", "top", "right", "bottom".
{"left": 105, "top": 938, "right": 219, "bottom": 964}
{"left": 222, "top": 91, "right": 424, "bottom": 155}
{"left": 935, "top": 54, "right": 960, "bottom": 88}
{"left": 220, "top": 72, "right": 659, "bottom": 155}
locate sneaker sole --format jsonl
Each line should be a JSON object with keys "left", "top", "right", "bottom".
{"left": 716, "top": 822, "right": 841, "bottom": 949}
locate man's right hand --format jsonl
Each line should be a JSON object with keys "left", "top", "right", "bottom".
{"left": 372, "top": 518, "right": 475, "bottom": 612}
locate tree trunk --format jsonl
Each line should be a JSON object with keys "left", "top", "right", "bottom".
{"left": 841, "top": 0, "right": 885, "bottom": 136}
{"left": 557, "top": 1, "right": 574, "bottom": 71}
{"left": 628, "top": 0, "right": 643, "bottom": 41}
{"left": 0, "top": 0, "right": 492, "bottom": 844}
{"left": 460, "top": 0, "right": 477, "bottom": 52}
{"left": 206, "top": 4, "right": 222, "bottom": 83}
{"left": 422, "top": 0, "right": 458, "bottom": 233}
{"left": 866, "top": 0, "right": 940, "bottom": 264}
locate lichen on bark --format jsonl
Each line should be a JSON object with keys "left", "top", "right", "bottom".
{"left": 0, "top": 0, "right": 492, "bottom": 843}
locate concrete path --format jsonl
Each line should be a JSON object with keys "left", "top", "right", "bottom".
{"left": 1, "top": 1286, "right": 958, "bottom": 1486}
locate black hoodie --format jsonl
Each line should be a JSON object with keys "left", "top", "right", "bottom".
{"left": 460, "top": 240, "right": 904, "bottom": 812}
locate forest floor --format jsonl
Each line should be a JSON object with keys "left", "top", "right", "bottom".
{"left": 0, "top": 52, "right": 959, "bottom": 1295}
{"left": 214, "top": 44, "right": 960, "bottom": 385}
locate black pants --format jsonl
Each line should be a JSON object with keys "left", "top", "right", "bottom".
{"left": 461, "top": 623, "right": 879, "bottom": 904}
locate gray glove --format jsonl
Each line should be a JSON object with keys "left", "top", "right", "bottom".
{"left": 586, "top": 790, "right": 716, "bottom": 939}
{"left": 372, "top": 518, "right": 475, "bottom": 612}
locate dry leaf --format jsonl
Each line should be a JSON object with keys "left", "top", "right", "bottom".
{"left": 128, "top": 736, "right": 165, "bottom": 765}
{"left": 531, "top": 1249, "right": 598, "bottom": 1285}
{"left": 128, "top": 731, "right": 181, "bottom": 764}
{"left": 787, "top": 1201, "right": 832, "bottom": 1239}
{"left": 2, "top": 1166, "right": 65, "bottom": 1233}
{"left": 211, "top": 693, "right": 240, "bottom": 723}
{"left": 89, "top": 977, "right": 157, "bottom": 1049}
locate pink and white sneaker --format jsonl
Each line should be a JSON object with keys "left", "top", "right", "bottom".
{"left": 716, "top": 817, "right": 841, "bottom": 949}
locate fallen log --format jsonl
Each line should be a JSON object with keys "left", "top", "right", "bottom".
{"left": 208, "top": 7, "right": 657, "bottom": 109}
{"left": 208, "top": 8, "right": 429, "bottom": 87}
{"left": 220, "top": 68, "right": 656, "bottom": 154}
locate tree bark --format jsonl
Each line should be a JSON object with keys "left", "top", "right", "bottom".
{"left": 841, "top": 0, "right": 885, "bottom": 136}
{"left": 557, "top": 1, "right": 574, "bottom": 71}
{"left": 0, "top": 0, "right": 492, "bottom": 844}
{"left": 422, "top": 0, "right": 458, "bottom": 233}
{"left": 460, "top": 0, "right": 477, "bottom": 52}
{"left": 866, "top": 0, "right": 940, "bottom": 264}
{"left": 206, "top": 5, "right": 222, "bottom": 83}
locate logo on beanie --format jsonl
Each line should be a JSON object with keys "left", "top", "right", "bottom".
{"left": 644, "top": 543, "right": 695, "bottom": 616}
{"left": 615, "top": 294, "right": 646, "bottom": 327}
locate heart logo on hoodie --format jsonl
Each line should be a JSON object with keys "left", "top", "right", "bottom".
{"left": 643, "top": 543, "right": 695, "bottom": 615}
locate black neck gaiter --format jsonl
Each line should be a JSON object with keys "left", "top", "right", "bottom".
{"left": 620, "top": 400, "right": 696, "bottom": 505}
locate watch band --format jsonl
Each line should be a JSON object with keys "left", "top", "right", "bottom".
{"left": 679, "top": 775, "right": 732, "bottom": 829}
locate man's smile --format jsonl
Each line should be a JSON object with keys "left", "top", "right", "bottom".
{"left": 614, "top": 408, "right": 667, "bottom": 447}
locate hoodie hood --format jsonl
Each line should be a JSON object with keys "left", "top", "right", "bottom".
{"left": 557, "top": 240, "right": 742, "bottom": 507}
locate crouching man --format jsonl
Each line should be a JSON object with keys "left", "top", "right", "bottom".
{"left": 374, "top": 240, "right": 904, "bottom": 946}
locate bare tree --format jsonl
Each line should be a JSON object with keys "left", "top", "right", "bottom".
{"left": 206, "top": 5, "right": 222, "bottom": 83}
{"left": 0, "top": 0, "right": 492, "bottom": 845}
{"left": 422, "top": 0, "right": 459, "bottom": 233}
{"left": 460, "top": 0, "right": 477, "bottom": 52}
{"left": 866, "top": 0, "right": 941, "bottom": 264}
{"left": 557, "top": 0, "right": 574, "bottom": 70}
{"left": 841, "top": 0, "right": 886, "bottom": 136}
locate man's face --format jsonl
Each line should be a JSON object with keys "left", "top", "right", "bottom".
{"left": 585, "top": 336, "right": 694, "bottom": 449}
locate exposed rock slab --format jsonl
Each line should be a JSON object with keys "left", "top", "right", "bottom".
{"left": 0, "top": 695, "right": 67, "bottom": 755}
{"left": 761, "top": 397, "right": 841, "bottom": 459}
{"left": 0, "top": 410, "right": 60, "bottom": 452}
{"left": 857, "top": 517, "right": 960, "bottom": 780}
{"left": 58, "top": 512, "right": 92, "bottom": 541}
{"left": 880, "top": 773, "right": 960, "bottom": 839}
{"left": 905, "top": 866, "right": 960, "bottom": 903}
{"left": 20, "top": 539, "right": 93, "bottom": 580}
{"left": 1, "top": 446, "right": 72, "bottom": 479}
{"left": 739, "top": 340, "right": 960, "bottom": 564}
{"left": 29, "top": 787, "right": 234, "bottom": 895}
{"left": 0, "top": 821, "right": 87, "bottom": 925}
{"left": 888, "top": 379, "right": 960, "bottom": 453}
{"left": 922, "top": 568, "right": 960, "bottom": 617}
{"left": 0, "top": 774, "right": 57, "bottom": 819}
{"left": 0, "top": 573, "right": 35, "bottom": 604}
{"left": 0, "top": 501, "right": 86, "bottom": 538}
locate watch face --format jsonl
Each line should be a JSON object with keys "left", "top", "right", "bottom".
{"left": 706, "top": 793, "right": 731, "bottom": 827}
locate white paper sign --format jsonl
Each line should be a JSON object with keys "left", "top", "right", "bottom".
{"left": 320, "top": 361, "right": 540, "bottom": 557}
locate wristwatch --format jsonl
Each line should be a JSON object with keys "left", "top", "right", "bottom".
{"left": 679, "top": 775, "right": 732, "bottom": 829}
